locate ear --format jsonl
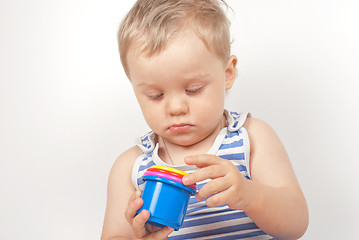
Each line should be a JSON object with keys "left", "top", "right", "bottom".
{"left": 225, "top": 55, "right": 238, "bottom": 90}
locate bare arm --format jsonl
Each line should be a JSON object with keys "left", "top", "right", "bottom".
{"left": 101, "top": 146, "right": 174, "bottom": 240}
{"left": 101, "top": 146, "right": 140, "bottom": 239}
{"left": 243, "top": 118, "right": 308, "bottom": 239}
{"left": 183, "top": 118, "right": 308, "bottom": 239}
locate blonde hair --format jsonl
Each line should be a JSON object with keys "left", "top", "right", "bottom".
{"left": 118, "top": 0, "right": 231, "bottom": 77}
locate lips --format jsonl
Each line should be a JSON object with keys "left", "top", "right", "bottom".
{"left": 169, "top": 123, "right": 192, "bottom": 133}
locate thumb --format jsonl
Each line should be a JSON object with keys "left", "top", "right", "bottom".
{"left": 150, "top": 226, "right": 174, "bottom": 240}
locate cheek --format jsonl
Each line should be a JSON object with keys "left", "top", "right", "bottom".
{"left": 141, "top": 109, "right": 160, "bottom": 131}
{"left": 192, "top": 95, "right": 224, "bottom": 120}
{"left": 134, "top": 95, "right": 153, "bottom": 120}
{"left": 134, "top": 93, "right": 152, "bottom": 113}
{"left": 137, "top": 101, "right": 163, "bottom": 128}
{"left": 199, "top": 88, "right": 225, "bottom": 109}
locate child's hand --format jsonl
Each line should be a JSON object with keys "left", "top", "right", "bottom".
{"left": 182, "top": 154, "right": 251, "bottom": 210}
{"left": 125, "top": 190, "right": 174, "bottom": 239}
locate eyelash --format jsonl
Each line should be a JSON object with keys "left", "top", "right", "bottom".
{"left": 148, "top": 87, "right": 202, "bottom": 100}
{"left": 186, "top": 87, "right": 202, "bottom": 94}
{"left": 149, "top": 93, "right": 164, "bottom": 100}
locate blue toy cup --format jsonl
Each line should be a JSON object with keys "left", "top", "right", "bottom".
{"left": 138, "top": 175, "right": 196, "bottom": 231}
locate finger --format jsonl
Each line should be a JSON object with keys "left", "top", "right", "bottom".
{"left": 132, "top": 209, "right": 151, "bottom": 238}
{"left": 128, "top": 189, "right": 142, "bottom": 203}
{"left": 185, "top": 154, "right": 223, "bottom": 168}
{"left": 125, "top": 190, "right": 143, "bottom": 224}
{"left": 205, "top": 187, "right": 234, "bottom": 208}
{"left": 145, "top": 223, "right": 162, "bottom": 233}
{"left": 182, "top": 164, "right": 226, "bottom": 186}
{"left": 195, "top": 177, "right": 230, "bottom": 202}
{"left": 128, "top": 189, "right": 143, "bottom": 208}
{"left": 150, "top": 226, "right": 174, "bottom": 240}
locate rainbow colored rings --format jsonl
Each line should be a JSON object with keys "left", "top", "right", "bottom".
{"left": 145, "top": 166, "right": 196, "bottom": 190}
{"left": 138, "top": 165, "right": 196, "bottom": 231}
{"left": 150, "top": 165, "right": 188, "bottom": 176}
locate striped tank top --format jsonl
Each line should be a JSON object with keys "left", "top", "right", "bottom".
{"left": 132, "top": 110, "right": 276, "bottom": 239}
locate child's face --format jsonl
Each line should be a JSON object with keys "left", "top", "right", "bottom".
{"left": 127, "top": 30, "right": 236, "bottom": 146}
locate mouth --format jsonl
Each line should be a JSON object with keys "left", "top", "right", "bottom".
{"left": 169, "top": 123, "right": 192, "bottom": 133}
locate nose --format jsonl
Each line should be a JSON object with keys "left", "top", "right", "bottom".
{"left": 166, "top": 95, "right": 189, "bottom": 116}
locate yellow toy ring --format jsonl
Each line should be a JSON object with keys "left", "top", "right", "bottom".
{"left": 150, "top": 165, "right": 188, "bottom": 176}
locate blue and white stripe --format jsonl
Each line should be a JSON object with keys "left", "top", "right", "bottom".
{"left": 131, "top": 110, "right": 275, "bottom": 239}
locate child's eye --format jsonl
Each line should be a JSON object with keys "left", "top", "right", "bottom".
{"left": 186, "top": 87, "right": 202, "bottom": 94}
{"left": 149, "top": 93, "right": 164, "bottom": 99}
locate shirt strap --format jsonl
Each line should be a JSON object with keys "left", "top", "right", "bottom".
{"left": 225, "top": 110, "right": 251, "bottom": 132}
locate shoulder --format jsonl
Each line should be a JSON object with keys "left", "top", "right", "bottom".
{"left": 243, "top": 117, "right": 273, "bottom": 134}
{"left": 107, "top": 145, "right": 143, "bottom": 204}
{"left": 109, "top": 145, "right": 142, "bottom": 184}
{"left": 243, "top": 117, "right": 284, "bottom": 155}
{"left": 243, "top": 118, "right": 297, "bottom": 187}
{"left": 114, "top": 145, "right": 143, "bottom": 167}
{"left": 243, "top": 117, "right": 284, "bottom": 150}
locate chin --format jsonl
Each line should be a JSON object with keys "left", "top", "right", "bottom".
{"left": 171, "top": 136, "right": 203, "bottom": 147}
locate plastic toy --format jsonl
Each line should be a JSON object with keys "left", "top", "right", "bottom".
{"left": 138, "top": 166, "right": 196, "bottom": 230}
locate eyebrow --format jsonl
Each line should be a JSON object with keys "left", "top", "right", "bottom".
{"left": 133, "top": 72, "right": 211, "bottom": 88}
{"left": 183, "top": 73, "right": 210, "bottom": 81}
{"left": 134, "top": 82, "right": 158, "bottom": 88}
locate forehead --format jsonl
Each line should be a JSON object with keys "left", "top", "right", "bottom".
{"left": 126, "top": 30, "right": 225, "bottom": 82}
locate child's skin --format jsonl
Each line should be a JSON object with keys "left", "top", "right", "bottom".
{"left": 101, "top": 29, "right": 309, "bottom": 240}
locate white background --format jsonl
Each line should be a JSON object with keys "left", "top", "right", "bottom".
{"left": 1, "top": 0, "right": 358, "bottom": 239}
